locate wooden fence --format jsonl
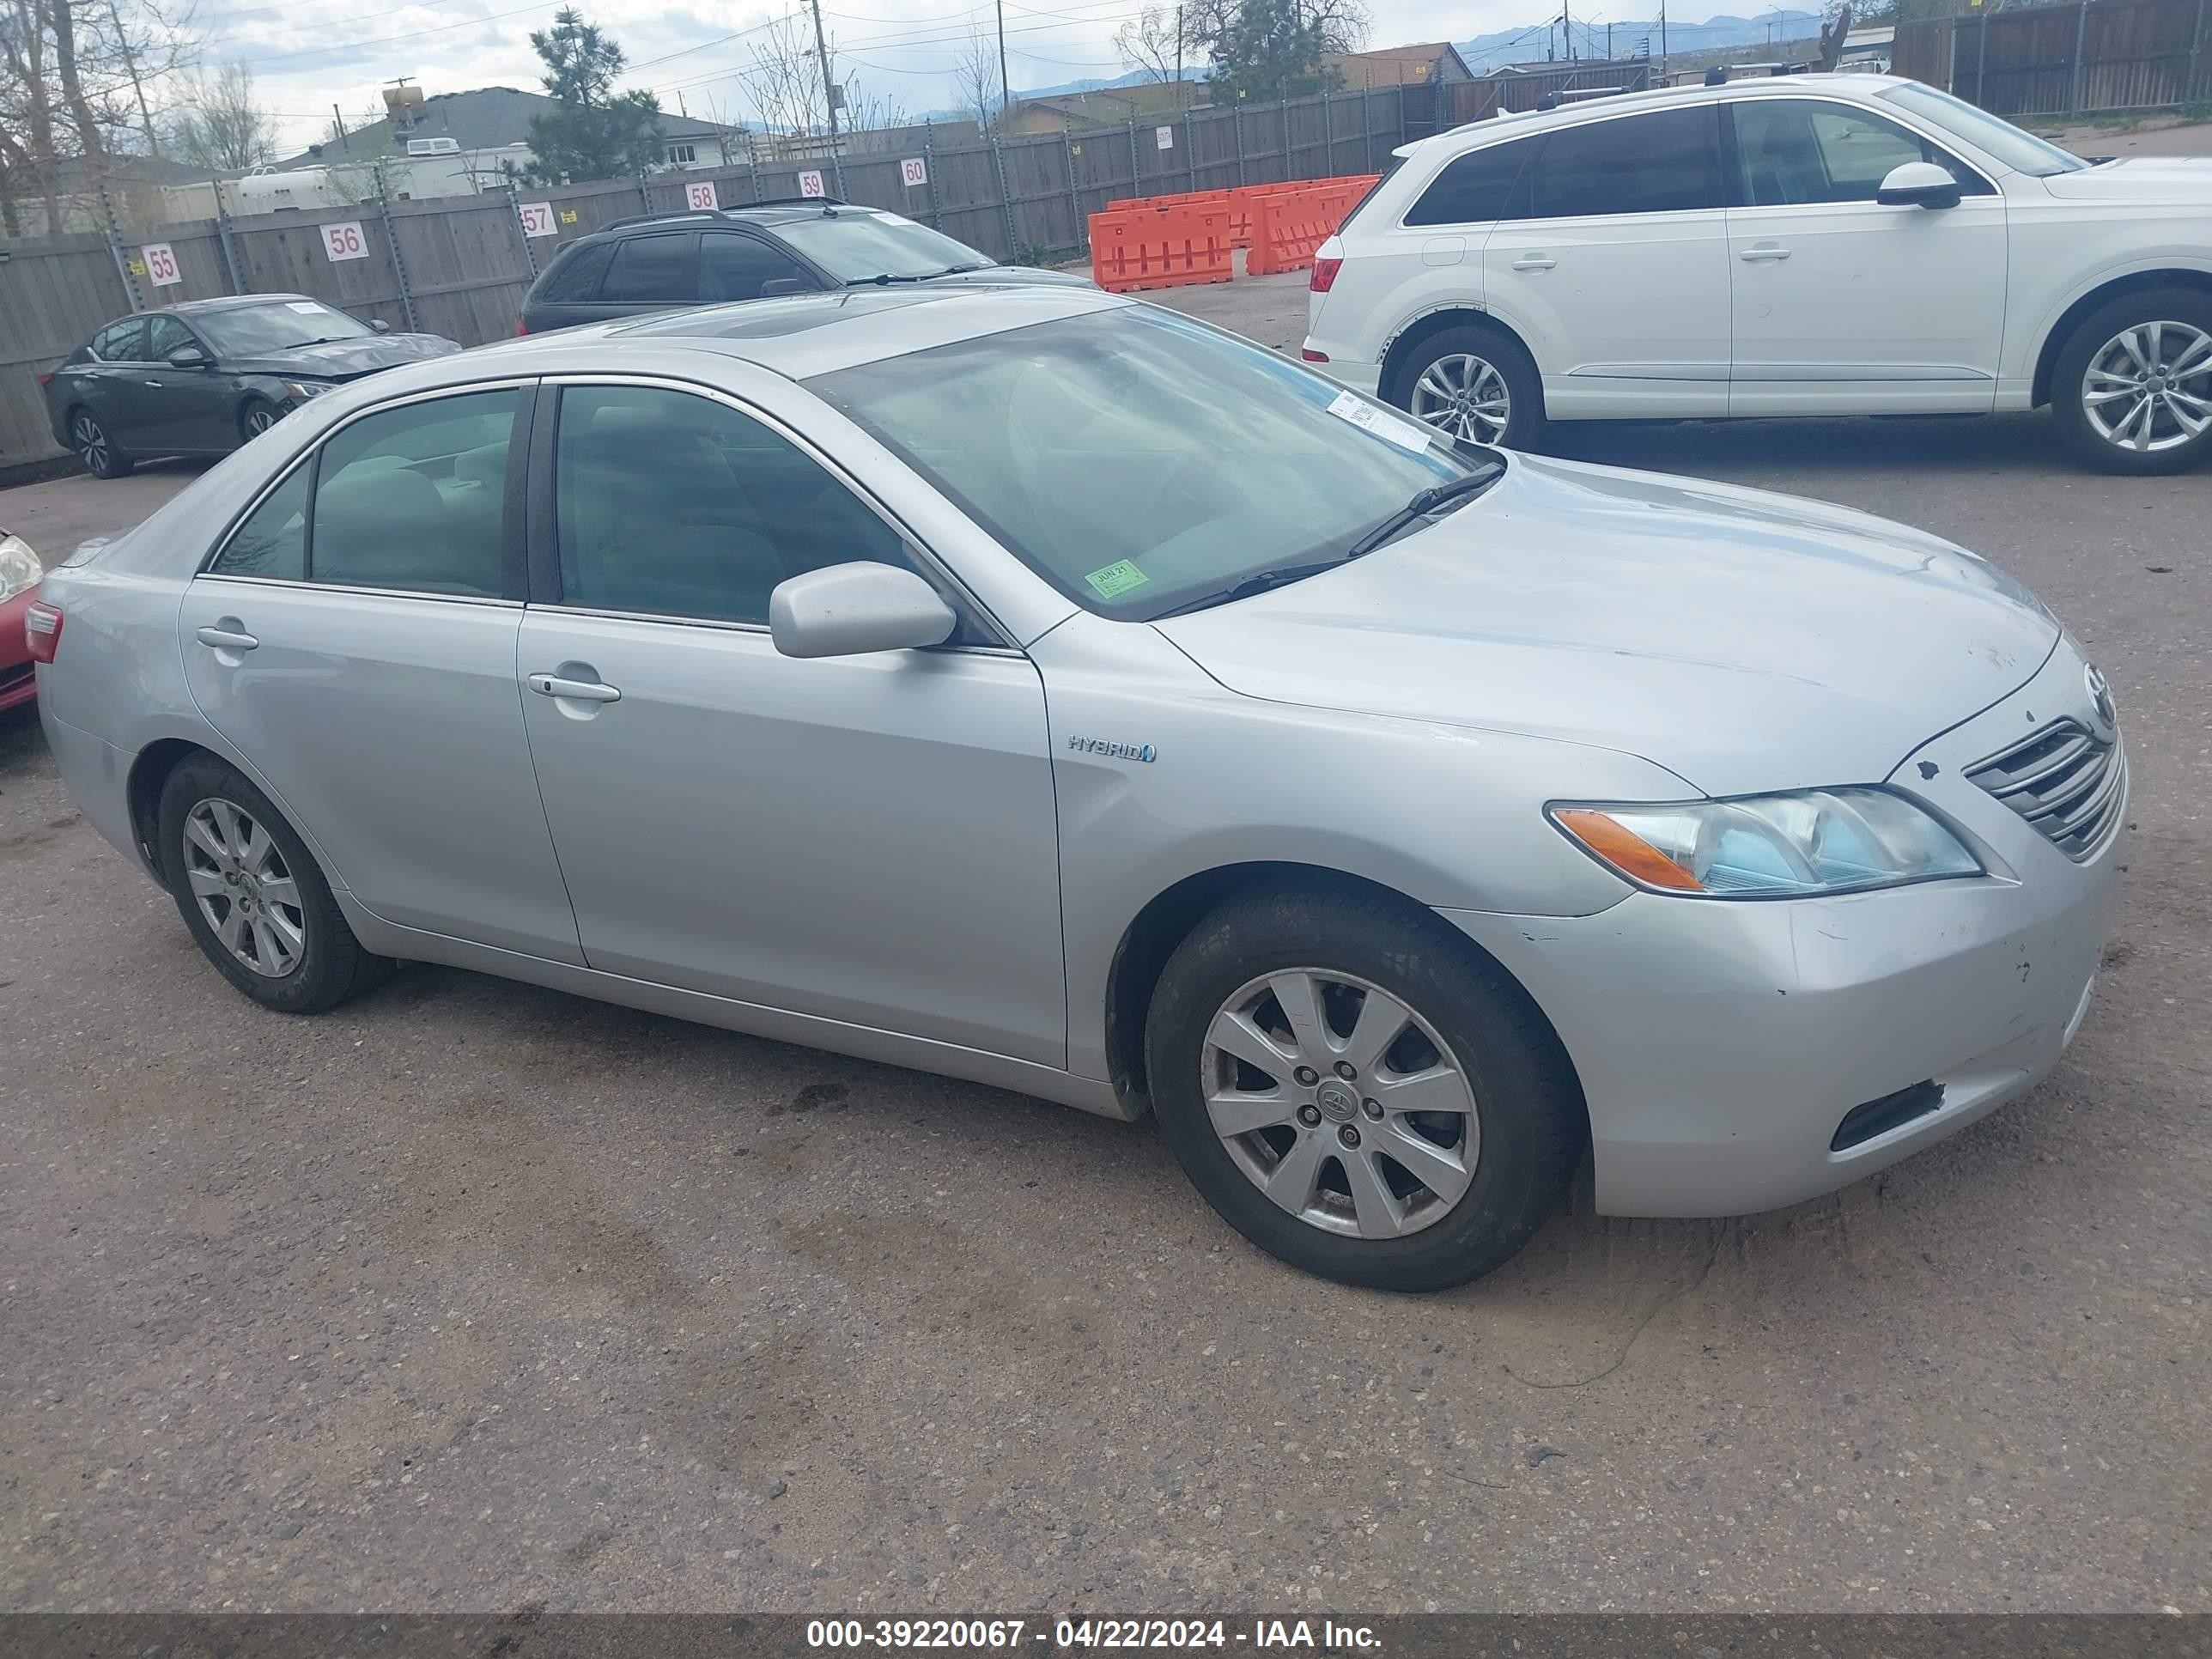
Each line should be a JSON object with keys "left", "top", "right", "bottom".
{"left": 1896, "top": 0, "right": 2212, "bottom": 118}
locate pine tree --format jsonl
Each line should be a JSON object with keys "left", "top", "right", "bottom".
{"left": 521, "top": 9, "right": 663, "bottom": 185}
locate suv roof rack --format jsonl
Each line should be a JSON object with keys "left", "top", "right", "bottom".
{"left": 591, "top": 198, "right": 852, "bottom": 234}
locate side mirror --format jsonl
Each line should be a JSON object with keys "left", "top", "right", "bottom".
{"left": 769, "top": 562, "right": 956, "bottom": 659}
{"left": 166, "top": 345, "right": 209, "bottom": 369}
{"left": 368, "top": 318, "right": 392, "bottom": 334}
{"left": 1876, "top": 161, "right": 1962, "bottom": 210}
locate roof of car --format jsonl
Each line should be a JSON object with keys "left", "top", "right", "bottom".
{"left": 149, "top": 293, "right": 326, "bottom": 315}
{"left": 466, "top": 282, "right": 1126, "bottom": 381}
{"left": 575, "top": 203, "right": 896, "bottom": 240}
{"left": 1412, "top": 70, "right": 1921, "bottom": 153}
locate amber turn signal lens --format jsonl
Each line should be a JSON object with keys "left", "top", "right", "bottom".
{"left": 1553, "top": 807, "right": 1704, "bottom": 892}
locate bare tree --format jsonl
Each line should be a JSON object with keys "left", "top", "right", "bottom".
{"left": 1113, "top": 3, "right": 1185, "bottom": 83}
{"left": 736, "top": 10, "right": 902, "bottom": 152}
{"left": 951, "top": 19, "right": 1001, "bottom": 127}
{"left": 167, "top": 59, "right": 274, "bottom": 171}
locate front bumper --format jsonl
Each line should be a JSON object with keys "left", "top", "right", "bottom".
{"left": 0, "top": 586, "right": 36, "bottom": 711}
{"left": 1443, "top": 645, "right": 2126, "bottom": 1218}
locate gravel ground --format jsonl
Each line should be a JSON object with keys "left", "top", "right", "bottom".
{"left": 1, "top": 288, "right": 2206, "bottom": 1616}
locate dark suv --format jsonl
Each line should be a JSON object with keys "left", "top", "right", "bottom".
{"left": 516, "top": 199, "right": 1088, "bottom": 334}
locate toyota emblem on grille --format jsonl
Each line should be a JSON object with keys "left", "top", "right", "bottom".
{"left": 2084, "top": 664, "right": 2117, "bottom": 736}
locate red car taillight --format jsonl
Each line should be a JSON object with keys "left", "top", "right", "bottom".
{"left": 1300, "top": 348, "right": 1329, "bottom": 362}
{"left": 36, "top": 372, "right": 53, "bottom": 388}
{"left": 1310, "top": 256, "right": 1342, "bottom": 294}
{"left": 26, "top": 600, "right": 62, "bottom": 665}
{"left": 514, "top": 319, "right": 529, "bottom": 336}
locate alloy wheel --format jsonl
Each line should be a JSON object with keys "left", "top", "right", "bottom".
{"left": 243, "top": 405, "right": 277, "bottom": 437}
{"left": 1200, "top": 968, "right": 1480, "bottom": 1240}
{"left": 2081, "top": 321, "right": 2212, "bottom": 453}
{"left": 183, "top": 798, "right": 307, "bottom": 978}
{"left": 73, "top": 414, "right": 108, "bottom": 473}
{"left": 1409, "top": 353, "right": 1511, "bottom": 444}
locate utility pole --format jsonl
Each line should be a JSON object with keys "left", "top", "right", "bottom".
{"left": 998, "top": 0, "right": 1012, "bottom": 121}
{"left": 1563, "top": 1, "right": 1571, "bottom": 59}
{"left": 332, "top": 103, "right": 349, "bottom": 150}
{"left": 1660, "top": 1, "right": 1668, "bottom": 77}
{"left": 1175, "top": 3, "right": 1184, "bottom": 88}
{"left": 808, "top": 0, "right": 843, "bottom": 160}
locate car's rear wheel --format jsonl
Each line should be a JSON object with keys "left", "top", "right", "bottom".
{"left": 239, "top": 398, "right": 280, "bottom": 441}
{"left": 70, "top": 410, "right": 132, "bottom": 479}
{"left": 2051, "top": 289, "right": 2212, "bottom": 475}
{"left": 1146, "top": 884, "right": 1582, "bottom": 1291}
{"left": 157, "top": 755, "right": 392, "bottom": 1012}
{"left": 1392, "top": 323, "right": 1545, "bottom": 451}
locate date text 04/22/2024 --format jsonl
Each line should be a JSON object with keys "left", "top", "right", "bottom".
{"left": 805, "top": 1618, "right": 1382, "bottom": 1650}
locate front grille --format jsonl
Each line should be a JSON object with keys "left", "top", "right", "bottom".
{"left": 1965, "top": 718, "right": 2126, "bottom": 862}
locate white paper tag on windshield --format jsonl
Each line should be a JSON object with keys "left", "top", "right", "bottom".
{"left": 285, "top": 301, "right": 324, "bottom": 313}
{"left": 1327, "top": 389, "right": 1431, "bottom": 453}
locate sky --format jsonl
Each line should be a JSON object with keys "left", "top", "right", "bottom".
{"left": 202, "top": 0, "right": 1620, "bottom": 157}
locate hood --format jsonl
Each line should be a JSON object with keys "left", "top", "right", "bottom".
{"left": 921, "top": 265, "right": 1093, "bottom": 289}
{"left": 1153, "top": 453, "right": 2059, "bottom": 797}
{"left": 2043, "top": 156, "right": 2212, "bottom": 202}
{"left": 229, "top": 331, "right": 460, "bottom": 380}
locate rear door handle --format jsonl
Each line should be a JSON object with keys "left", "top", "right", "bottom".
{"left": 195, "top": 624, "right": 258, "bottom": 651}
{"left": 1511, "top": 255, "right": 1557, "bottom": 270}
{"left": 528, "top": 672, "right": 621, "bottom": 703}
{"left": 1739, "top": 244, "right": 1791, "bottom": 262}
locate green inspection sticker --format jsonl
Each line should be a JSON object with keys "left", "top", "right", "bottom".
{"left": 1085, "top": 559, "right": 1151, "bottom": 599}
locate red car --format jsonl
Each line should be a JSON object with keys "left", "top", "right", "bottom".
{"left": 2, "top": 528, "right": 46, "bottom": 711}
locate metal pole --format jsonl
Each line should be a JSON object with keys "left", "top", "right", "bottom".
{"left": 925, "top": 121, "right": 944, "bottom": 228}
{"left": 746, "top": 129, "right": 763, "bottom": 203}
{"left": 996, "top": 0, "right": 1012, "bottom": 124}
{"left": 210, "top": 175, "right": 244, "bottom": 294}
{"left": 1234, "top": 102, "right": 1246, "bottom": 186}
{"left": 637, "top": 168, "right": 651, "bottom": 213}
{"left": 507, "top": 181, "right": 539, "bottom": 277}
{"left": 2071, "top": 0, "right": 2089, "bottom": 113}
{"left": 1363, "top": 84, "right": 1374, "bottom": 170}
{"left": 96, "top": 176, "right": 145, "bottom": 313}
{"left": 1282, "top": 96, "right": 1292, "bottom": 180}
{"left": 1976, "top": 8, "right": 1989, "bottom": 107}
{"left": 1062, "top": 127, "right": 1085, "bottom": 252}
{"left": 1661, "top": 1, "right": 1669, "bottom": 78}
{"left": 374, "top": 170, "right": 419, "bottom": 333}
{"left": 809, "top": 0, "right": 845, "bottom": 163}
{"left": 988, "top": 125, "right": 1018, "bottom": 261}
{"left": 1321, "top": 89, "right": 1332, "bottom": 174}
{"left": 1185, "top": 108, "right": 1197, "bottom": 190}
{"left": 1127, "top": 116, "right": 1141, "bottom": 195}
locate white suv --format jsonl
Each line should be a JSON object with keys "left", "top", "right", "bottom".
{"left": 1302, "top": 76, "right": 2212, "bottom": 474}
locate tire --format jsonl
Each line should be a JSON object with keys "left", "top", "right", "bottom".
{"left": 1145, "top": 884, "right": 1583, "bottom": 1291}
{"left": 69, "top": 408, "right": 133, "bottom": 479}
{"left": 156, "top": 754, "right": 392, "bottom": 1013}
{"left": 2049, "top": 287, "right": 2212, "bottom": 476}
{"left": 239, "top": 398, "right": 281, "bottom": 443}
{"left": 1389, "top": 322, "right": 1547, "bottom": 452}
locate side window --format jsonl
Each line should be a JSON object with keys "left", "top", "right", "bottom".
{"left": 308, "top": 390, "right": 519, "bottom": 597}
{"left": 599, "top": 233, "right": 696, "bottom": 305}
{"left": 536, "top": 240, "right": 617, "bottom": 303}
{"left": 553, "top": 384, "right": 915, "bottom": 626}
{"left": 91, "top": 319, "right": 145, "bottom": 361}
{"left": 210, "top": 464, "right": 309, "bottom": 580}
{"left": 145, "top": 316, "right": 196, "bottom": 359}
{"left": 1527, "top": 106, "right": 1720, "bottom": 219}
{"left": 700, "top": 234, "right": 815, "bottom": 303}
{"left": 1731, "top": 100, "right": 1988, "bottom": 206}
{"left": 1404, "top": 137, "right": 1537, "bottom": 228}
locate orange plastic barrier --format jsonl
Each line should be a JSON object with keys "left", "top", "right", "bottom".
{"left": 1089, "top": 204, "right": 1235, "bottom": 293}
{"left": 1098, "top": 176, "right": 1381, "bottom": 263}
{"left": 1246, "top": 180, "right": 1367, "bottom": 276}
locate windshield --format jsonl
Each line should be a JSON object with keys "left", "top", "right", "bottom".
{"left": 196, "top": 299, "right": 374, "bottom": 356}
{"left": 778, "top": 211, "right": 995, "bottom": 281}
{"left": 1880, "top": 82, "right": 2087, "bottom": 176}
{"left": 809, "top": 305, "right": 1480, "bottom": 619}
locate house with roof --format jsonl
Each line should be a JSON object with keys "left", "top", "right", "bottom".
{"left": 1004, "top": 81, "right": 1210, "bottom": 137}
{"left": 1319, "top": 43, "right": 1476, "bottom": 89}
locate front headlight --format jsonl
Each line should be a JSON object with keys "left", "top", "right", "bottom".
{"left": 277, "top": 380, "right": 331, "bottom": 403}
{"left": 1549, "top": 787, "right": 1982, "bottom": 898}
{"left": 0, "top": 533, "right": 42, "bottom": 604}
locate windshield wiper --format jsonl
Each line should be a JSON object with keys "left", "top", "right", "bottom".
{"left": 850, "top": 272, "right": 927, "bottom": 285}
{"left": 933, "top": 262, "right": 992, "bottom": 275}
{"left": 1343, "top": 465, "right": 1504, "bottom": 561}
{"left": 1152, "top": 559, "right": 1350, "bottom": 619}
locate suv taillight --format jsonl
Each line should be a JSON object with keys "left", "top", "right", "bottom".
{"left": 26, "top": 600, "right": 62, "bottom": 665}
{"left": 1310, "top": 256, "right": 1341, "bottom": 294}
{"left": 514, "top": 319, "right": 529, "bottom": 337}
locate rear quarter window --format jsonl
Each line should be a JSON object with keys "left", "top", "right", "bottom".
{"left": 534, "top": 240, "right": 617, "bottom": 304}
{"left": 1404, "top": 137, "right": 1539, "bottom": 228}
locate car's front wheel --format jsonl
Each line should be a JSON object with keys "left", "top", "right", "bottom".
{"left": 2051, "top": 289, "right": 2212, "bottom": 475}
{"left": 239, "top": 398, "right": 281, "bottom": 442}
{"left": 1392, "top": 323, "right": 1545, "bottom": 450}
{"left": 70, "top": 410, "right": 132, "bottom": 479}
{"left": 157, "top": 754, "right": 392, "bottom": 1012}
{"left": 1146, "top": 884, "right": 1583, "bottom": 1291}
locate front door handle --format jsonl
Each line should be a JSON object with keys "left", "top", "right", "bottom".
{"left": 1511, "top": 254, "right": 1557, "bottom": 270}
{"left": 528, "top": 672, "right": 621, "bottom": 703}
{"left": 1739, "top": 244, "right": 1792, "bottom": 262}
{"left": 195, "top": 623, "right": 258, "bottom": 651}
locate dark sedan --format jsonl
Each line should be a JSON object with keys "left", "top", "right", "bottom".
{"left": 41, "top": 295, "right": 459, "bottom": 479}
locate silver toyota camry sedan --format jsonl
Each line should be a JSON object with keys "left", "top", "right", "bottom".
{"left": 32, "top": 284, "right": 2124, "bottom": 1291}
